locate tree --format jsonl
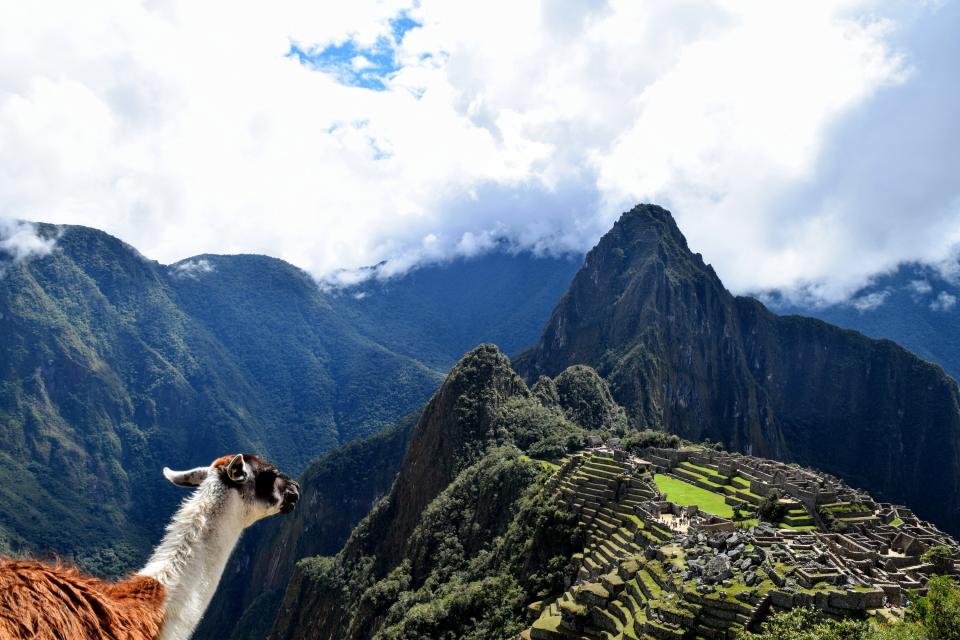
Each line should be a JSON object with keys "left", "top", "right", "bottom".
{"left": 742, "top": 607, "right": 867, "bottom": 640}
{"left": 867, "top": 620, "right": 926, "bottom": 640}
{"left": 907, "top": 575, "right": 960, "bottom": 640}
{"left": 621, "top": 430, "right": 681, "bottom": 452}
{"left": 757, "top": 491, "right": 786, "bottom": 522}
{"left": 922, "top": 545, "right": 955, "bottom": 575}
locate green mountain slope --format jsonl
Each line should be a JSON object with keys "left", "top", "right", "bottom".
{"left": 0, "top": 222, "right": 575, "bottom": 579}
{"left": 267, "top": 345, "right": 597, "bottom": 640}
{"left": 0, "top": 224, "right": 443, "bottom": 575}
{"left": 332, "top": 250, "right": 582, "bottom": 367}
{"left": 515, "top": 204, "right": 960, "bottom": 535}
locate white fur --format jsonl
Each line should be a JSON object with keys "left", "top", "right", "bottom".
{"left": 139, "top": 469, "right": 276, "bottom": 640}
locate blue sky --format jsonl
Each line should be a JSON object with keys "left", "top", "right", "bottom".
{"left": 0, "top": 0, "right": 958, "bottom": 305}
{"left": 287, "top": 13, "right": 421, "bottom": 91}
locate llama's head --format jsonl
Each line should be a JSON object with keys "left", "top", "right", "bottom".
{"left": 162, "top": 454, "right": 300, "bottom": 524}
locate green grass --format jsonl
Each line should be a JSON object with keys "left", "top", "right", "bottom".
{"left": 522, "top": 454, "right": 560, "bottom": 472}
{"left": 653, "top": 474, "right": 734, "bottom": 518}
{"left": 531, "top": 610, "right": 563, "bottom": 633}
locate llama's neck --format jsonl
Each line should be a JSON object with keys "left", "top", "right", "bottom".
{"left": 139, "top": 479, "right": 246, "bottom": 640}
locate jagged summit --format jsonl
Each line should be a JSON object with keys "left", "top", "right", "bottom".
{"left": 361, "top": 344, "right": 530, "bottom": 569}
{"left": 602, "top": 204, "right": 714, "bottom": 274}
{"left": 517, "top": 203, "right": 960, "bottom": 536}
{"left": 612, "top": 203, "right": 690, "bottom": 248}
{"left": 514, "top": 204, "right": 729, "bottom": 385}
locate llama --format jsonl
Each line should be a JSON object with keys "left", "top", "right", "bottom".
{"left": 0, "top": 453, "right": 300, "bottom": 640}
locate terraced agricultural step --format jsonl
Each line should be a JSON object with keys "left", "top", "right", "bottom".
{"left": 642, "top": 619, "right": 685, "bottom": 640}
{"left": 582, "top": 466, "right": 622, "bottom": 480}
{"left": 581, "top": 486, "right": 616, "bottom": 500}
{"left": 671, "top": 468, "right": 706, "bottom": 485}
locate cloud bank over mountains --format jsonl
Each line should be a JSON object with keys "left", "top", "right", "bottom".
{"left": 0, "top": 220, "right": 56, "bottom": 277}
{"left": 0, "top": 0, "right": 957, "bottom": 302}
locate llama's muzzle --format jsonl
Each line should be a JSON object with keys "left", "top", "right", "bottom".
{"left": 280, "top": 479, "right": 300, "bottom": 514}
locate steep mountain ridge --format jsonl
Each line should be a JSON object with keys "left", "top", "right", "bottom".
{"left": 267, "top": 345, "right": 597, "bottom": 640}
{"left": 516, "top": 204, "right": 960, "bottom": 534}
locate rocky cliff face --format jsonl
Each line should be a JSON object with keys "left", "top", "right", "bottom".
{"left": 516, "top": 204, "right": 960, "bottom": 534}
{"left": 354, "top": 344, "right": 531, "bottom": 572}
{"left": 769, "top": 260, "right": 960, "bottom": 382}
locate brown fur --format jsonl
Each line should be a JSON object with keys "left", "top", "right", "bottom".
{"left": 0, "top": 559, "right": 165, "bottom": 640}
{"left": 210, "top": 455, "right": 235, "bottom": 470}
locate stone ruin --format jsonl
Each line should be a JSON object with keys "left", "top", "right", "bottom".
{"left": 521, "top": 444, "right": 959, "bottom": 640}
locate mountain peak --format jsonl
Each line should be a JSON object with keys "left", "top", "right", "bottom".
{"left": 340, "top": 343, "right": 530, "bottom": 572}
{"left": 613, "top": 203, "right": 688, "bottom": 247}
{"left": 559, "top": 203, "right": 718, "bottom": 301}
{"left": 518, "top": 203, "right": 960, "bottom": 534}
{"left": 514, "top": 203, "right": 727, "bottom": 383}
{"left": 619, "top": 202, "right": 676, "bottom": 224}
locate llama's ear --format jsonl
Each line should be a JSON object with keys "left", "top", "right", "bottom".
{"left": 226, "top": 454, "right": 248, "bottom": 484}
{"left": 163, "top": 466, "right": 209, "bottom": 488}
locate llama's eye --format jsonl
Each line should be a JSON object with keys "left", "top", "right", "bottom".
{"left": 254, "top": 470, "right": 280, "bottom": 502}
{"left": 255, "top": 470, "right": 276, "bottom": 489}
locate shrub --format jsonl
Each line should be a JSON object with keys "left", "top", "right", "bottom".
{"left": 553, "top": 365, "right": 628, "bottom": 433}
{"left": 621, "top": 429, "right": 682, "bottom": 452}
{"left": 922, "top": 545, "right": 955, "bottom": 575}
{"left": 494, "top": 397, "right": 585, "bottom": 456}
{"left": 741, "top": 606, "right": 868, "bottom": 640}
{"left": 907, "top": 575, "right": 960, "bottom": 639}
{"left": 757, "top": 491, "right": 786, "bottom": 522}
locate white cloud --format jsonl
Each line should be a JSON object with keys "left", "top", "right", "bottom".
{"left": 0, "top": 1, "right": 956, "bottom": 300}
{"left": 171, "top": 257, "right": 215, "bottom": 278}
{"left": 935, "top": 245, "right": 960, "bottom": 285}
{"left": 908, "top": 279, "right": 933, "bottom": 295}
{"left": 930, "top": 291, "right": 957, "bottom": 312}
{"left": 0, "top": 220, "right": 57, "bottom": 273}
{"left": 851, "top": 290, "right": 890, "bottom": 312}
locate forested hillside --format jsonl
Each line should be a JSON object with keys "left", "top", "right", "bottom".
{"left": 249, "top": 345, "right": 960, "bottom": 640}
{"left": 332, "top": 250, "right": 581, "bottom": 367}
{"left": 267, "top": 345, "right": 603, "bottom": 640}
{"left": 0, "top": 224, "right": 571, "bottom": 577}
